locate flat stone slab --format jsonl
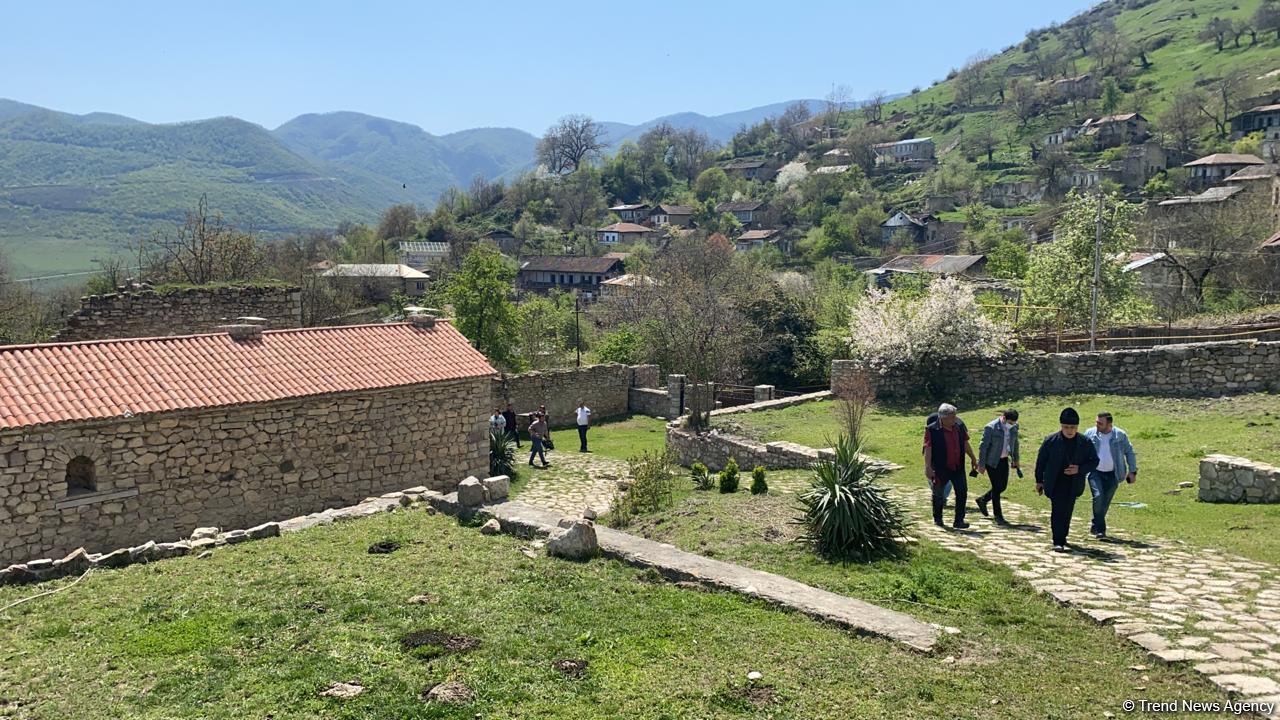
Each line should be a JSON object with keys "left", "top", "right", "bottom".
{"left": 1211, "top": 674, "right": 1280, "bottom": 697}
{"left": 1150, "top": 648, "right": 1219, "bottom": 664}
{"left": 477, "top": 500, "right": 939, "bottom": 652}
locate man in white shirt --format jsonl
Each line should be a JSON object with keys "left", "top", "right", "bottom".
{"left": 1083, "top": 411, "right": 1138, "bottom": 539}
{"left": 575, "top": 400, "right": 592, "bottom": 453}
{"left": 489, "top": 407, "right": 506, "bottom": 435}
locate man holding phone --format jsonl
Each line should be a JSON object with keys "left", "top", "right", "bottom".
{"left": 1034, "top": 407, "right": 1100, "bottom": 552}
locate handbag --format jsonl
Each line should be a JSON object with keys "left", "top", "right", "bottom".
{"left": 543, "top": 436, "right": 555, "bottom": 451}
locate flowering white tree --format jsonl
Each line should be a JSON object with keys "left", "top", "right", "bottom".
{"left": 848, "top": 277, "right": 1010, "bottom": 372}
{"left": 774, "top": 161, "right": 810, "bottom": 190}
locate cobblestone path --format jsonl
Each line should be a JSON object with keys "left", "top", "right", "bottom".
{"left": 516, "top": 453, "right": 1280, "bottom": 715}
{"left": 908, "top": 488, "right": 1280, "bottom": 716}
{"left": 513, "top": 450, "right": 628, "bottom": 517}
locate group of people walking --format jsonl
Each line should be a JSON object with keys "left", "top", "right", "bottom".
{"left": 488, "top": 400, "right": 594, "bottom": 469}
{"left": 924, "top": 404, "right": 1138, "bottom": 552}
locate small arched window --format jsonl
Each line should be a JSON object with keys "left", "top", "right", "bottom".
{"left": 66, "top": 456, "right": 97, "bottom": 496}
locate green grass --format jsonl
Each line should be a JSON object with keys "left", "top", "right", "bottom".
{"left": 506, "top": 415, "right": 667, "bottom": 497}
{"left": 0, "top": 489, "right": 1215, "bottom": 719}
{"left": 728, "top": 395, "right": 1280, "bottom": 564}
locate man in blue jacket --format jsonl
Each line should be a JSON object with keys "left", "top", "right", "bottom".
{"left": 1083, "top": 411, "right": 1138, "bottom": 539}
{"left": 1034, "top": 407, "right": 1099, "bottom": 551}
{"left": 975, "top": 409, "right": 1019, "bottom": 526}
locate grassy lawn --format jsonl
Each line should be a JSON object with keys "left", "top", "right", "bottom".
{"left": 0, "top": 494, "right": 1214, "bottom": 719}
{"left": 507, "top": 415, "right": 666, "bottom": 497}
{"left": 725, "top": 395, "right": 1280, "bottom": 564}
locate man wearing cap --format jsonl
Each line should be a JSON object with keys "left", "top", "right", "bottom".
{"left": 1034, "top": 407, "right": 1100, "bottom": 551}
{"left": 976, "top": 408, "right": 1020, "bottom": 526}
{"left": 1083, "top": 411, "right": 1138, "bottom": 539}
{"left": 923, "top": 404, "right": 979, "bottom": 529}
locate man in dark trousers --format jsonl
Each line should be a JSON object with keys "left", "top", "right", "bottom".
{"left": 501, "top": 403, "right": 520, "bottom": 448}
{"left": 1034, "top": 407, "right": 1100, "bottom": 552}
{"left": 924, "top": 404, "right": 979, "bottom": 529}
{"left": 975, "top": 409, "right": 1020, "bottom": 526}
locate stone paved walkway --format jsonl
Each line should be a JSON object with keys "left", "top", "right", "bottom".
{"left": 516, "top": 453, "right": 1280, "bottom": 715}
{"left": 514, "top": 451, "right": 629, "bottom": 517}
{"left": 906, "top": 487, "right": 1280, "bottom": 715}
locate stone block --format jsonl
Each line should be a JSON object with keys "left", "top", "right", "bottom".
{"left": 246, "top": 522, "right": 280, "bottom": 540}
{"left": 223, "top": 530, "right": 249, "bottom": 544}
{"left": 481, "top": 475, "right": 510, "bottom": 502}
{"left": 547, "top": 521, "right": 599, "bottom": 561}
{"left": 93, "top": 548, "right": 132, "bottom": 569}
{"left": 479, "top": 518, "right": 502, "bottom": 535}
{"left": 191, "top": 527, "right": 220, "bottom": 541}
{"left": 129, "top": 541, "right": 158, "bottom": 562}
{"left": 152, "top": 542, "right": 190, "bottom": 560}
{"left": 457, "top": 476, "right": 485, "bottom": 507}
{"left": 54, "top": 548, "right": 92, "bottom": 576}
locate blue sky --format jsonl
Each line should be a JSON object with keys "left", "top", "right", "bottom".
{"left": 2, "top": 0, "right": 1094, "bottom": 135}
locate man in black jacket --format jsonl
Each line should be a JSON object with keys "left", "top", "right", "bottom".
{"left": 1034, "top": 407, "right": 1100, "bottom": 551}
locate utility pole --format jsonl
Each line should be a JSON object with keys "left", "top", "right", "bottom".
{"left": 1089, "top": 192, "right": 1103, "bottom": 351}
{"left": 574, "top": 295, "right": 582, "bottom": 368}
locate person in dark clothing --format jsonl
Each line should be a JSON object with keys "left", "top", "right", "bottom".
{"left": 924, "top": 412, "right": 967, "bottom": 507}
{"left": 501, "top": 403, "right": 520, "bottom": 448}
{"left": 1034, "top": 407, "right": 1100, "bottom": 552}
{"left": 975, "top": 408, "right": 1020, "bottom": 526}
{"left": 923, "top": 403, "right": 979, "bottom": 529}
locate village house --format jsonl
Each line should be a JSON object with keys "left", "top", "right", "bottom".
{"left": 722, "top": 159, "right": 772, "bottom": 181}
{"left": 596, "top": 222, "right": 653, "bottom": 245}
{"left": 872, "top": 137, "right": 936, "bottom": 166}
{"left": 1184, "top": 153, "right": 1265, "bottom": 188}
{"left": 1231, "top": 103, "right": 1280, "bottom": 138}
{"left": 599, "top": 273, "right": 657, "bottom": 299}
{"left": 880, "top": 210, "right": 943, "bottom": 246}
{"left": 481, "top": 229, "right": 519, "bottom": 255}
{"left": 1080, "top": 113, "right": 1149, "bottom": 149}
{"left": 983, "top": 180, "right": 1044, "bottom": 208}
{"left": 813, "top": 165, "right": 852, "bottom": 175}
{"left": 0, "top": 319, "right": 495, "bottom": 564}
{"left": 1223, "top": 163, "right": 1280, "bottom": 214}
{"left": 1040, "top": 73, "right": 1099, "bottom": 102}
{"left": 733, "top": 229, "right": 779, "bottom": 253}
{"left": 397, "top": 241, "right": 449, "bottom": 271}
{"left": 607, "top": 203, "right": 651, "bottom": 223}
{"left": 1154, "top": 185, "right": 1246, "bottom": 216}
{"left": 320, "top": 264, "right": 429, "bottom": 302}
{"left": 865, "top": 254, "right": 988, "bottom": 287}
{"left": 517, "top": 255, "right": 625, "bottom": 296}
{"left": 1122, "top": 252, "right": 1181, "bottom": 309}
{"left": 1044, "top": 125, "right": 1083, "bottom": 147}
{"left": 822, "top": 147, "right": 852, "bottom": 165}
{"left": 648, "top": 204, "right": 694, "bottom": 227}
{"left": 715, "top": 200, "right": 766, "bottom": 228}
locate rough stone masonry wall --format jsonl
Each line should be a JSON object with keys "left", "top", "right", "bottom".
{"left": 1199, "top": 454, "right": 1280, "bottom": 504}
{"left": 0, "top": 378, "right": 489, "bottom": 565}
{"left": 52, "top": 285, "right": 303, "bottom": 342}
{"left": 834, "top": 340, "right": 1280, "bottom": 401}
{"left": 491, "top": 364, "right": 661, "bottom": 428}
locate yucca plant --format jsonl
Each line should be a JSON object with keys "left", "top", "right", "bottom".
{"left": 690, "top": 462, "right": 714, "bottom": 491}
{"left": 795, "top": 435, "right": 911, "bottom": 562}
{"left": 489, "top": 429, "right": 516, "bottom": 477}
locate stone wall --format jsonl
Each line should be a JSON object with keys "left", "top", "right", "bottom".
{"left": 0, "top": 378, "right": 489, "bottom": 565}
{"left": 1199, "top": 455, "right": 1280, "bottom": 504}
{"left": 834, "top": 340, "right": 1280, "bottom": 401}
{"left": 53, "top": 285, "right": 303, "bottom": 342}
{"left": 628, "top": 387, "right": 670, "bottom": 418}
{"left": 491, "top": 364, "right": 661, "bottom": 428}
{"left": 666, "top": 424, "right": 829, "bottom": 472}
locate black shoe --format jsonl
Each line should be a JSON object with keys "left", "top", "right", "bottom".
{"left": 953, "top": 521, "right": 971, "bottom": 529}
{"left": 528, "top": 461, "right": 536, "bottom": 466}
{"left": 976, "top": 496, "right": 989, "bottom": 517}
{"left": 542, "top": 463, "right": 551, "bottom": 468}
{"left": 994, "top": 517, "right": 1011, "bottom": 527}
{"left": 933, "top": 516, "right": 945, "bottom": 527}
{"left": 1052, "top": 544, "right": 1067, "bottom": 552}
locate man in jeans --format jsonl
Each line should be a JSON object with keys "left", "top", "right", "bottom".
{"left": 976, "top": 408, "right": 1020, "bottom": 526}
{"left": 528, "top": 412, "right": 550, "bottom": 468}
{"left": 923, "top": 404, "right": 979, "bottom": 529}
{"left": 1083, "top": 411, "right": 1138, "bottom": 539}
{"left": 575, "top": 400, "right": 592, "bottom": 453}
{"left": 1034, "top": 407, "right": 1099, "bottom": 552}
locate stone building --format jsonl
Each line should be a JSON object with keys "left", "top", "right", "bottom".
{"left": 0, "top": 318, "right": 495, "bottom": 565}
{"left": 53, "top": 285, "right": 302, "bottom": 343}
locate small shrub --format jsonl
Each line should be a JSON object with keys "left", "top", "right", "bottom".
{"left": 795, "top": 436, "right": 911, "bottom": 562}
{"left": 718, "top": 458, "right": 740, "bottom": 494}
{"left": 609, "top": 450, "right": 676, "bottom": 527}
{"left": 750, "top": 466, "right": 768, "bottom": 495}
{"left": 489, "top": 429, "right": 515, "bottom": 477}
{"left": 690, "top": 462, "right": 714, "bottom": 491}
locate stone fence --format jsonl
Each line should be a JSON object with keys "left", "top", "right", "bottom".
{"left": 1199, "top": 455, "right": 1280, "bottom": 504}
{"left": 833, "top": 340, "right": 1280, "bottom": 401}
{"left": 491, "top": 364, "right": 662, "bottom": 429}
{"left": 665, "top": 391, "right": 842, "bottom": 472}
{"left": 53, "top": 285, "right": 303, "bottom": 342}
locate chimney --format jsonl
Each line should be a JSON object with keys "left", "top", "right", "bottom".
{"left": 218, "top": 324, "right": 264, "bottom": 342}
{"left": 409, "top": 313, "right": 436, "bottom": 329}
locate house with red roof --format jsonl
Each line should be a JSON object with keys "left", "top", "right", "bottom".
{"left": 0, "top": 317, "right": 496, "bottom": 564}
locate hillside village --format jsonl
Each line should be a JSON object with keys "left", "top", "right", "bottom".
{"left": 6, "top": 1, "right": 1280, "bottom": 719}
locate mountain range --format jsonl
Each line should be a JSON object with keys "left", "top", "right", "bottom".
{"left": 0, "top": 97, "right": 834, "bottom": 276}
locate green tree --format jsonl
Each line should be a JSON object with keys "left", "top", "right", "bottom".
{"left": 693, "top": 167, "right": 730, "bottom": 202}
{"left": 594, "top": 326, "right": 644, "bottom": 364}
{"left": 1100, "top": 77, "right": 1122, "bottom": 116}
{"left": 1233, "top": 131, "right": 1264, "bottom": 157}
{"left": 445, "top": 245, "right": 522, "bottom": 370}
{"left": 1023, "top": 191, "right": 1147, "bottom": 329}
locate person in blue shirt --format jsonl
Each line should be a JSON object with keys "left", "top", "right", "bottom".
{"left": 1082, "top": 411, "right": 1138, "bottom": 539}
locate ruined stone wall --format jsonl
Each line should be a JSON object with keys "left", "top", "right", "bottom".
{"left": 628, "top": 388, "right": 670, "bottom": 418}
{"left": 52, "top": 286, "right": 303, "bottom": 342}
{"left": 491, "top": 364, "right": 661, "bottom": 428}
{"left": 834, "top": 340, "right": 1280, "bottom": 401}
{"left": 665, "top": 424, "right": 826, "bottom": 472}
{"left": 0, "top": 378, "right": 489, "bottom": 564}
{"left": 1199, "top": 455, "right": 1280, "bottom": 504}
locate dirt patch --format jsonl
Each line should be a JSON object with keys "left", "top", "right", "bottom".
{"left": 368, "top": 540, "right": 401, "bottom": 554}
{"left": 552, "top": 658, "right": 589, "bottom": 678}
{"left": 421, "top": 681, "right": 475, "bottom": 704}
{"left": 735, "top": 685, "right": 777, "bottom": 708}
{"left": 399, "top": 629, "right": 480, "bottom": 661}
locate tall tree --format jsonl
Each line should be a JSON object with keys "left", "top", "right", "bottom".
{"left": 1255, "top": 0, "right": 1280, "bottom": 41}
{"left": 1005, "top": 77, "right": 1042, "bottom": 127}
{"left": 1197, "top": 71, "right": 1253, "bottom": 138}
{"left": 1160, "top": 88, "right": 1208, "bottom": 153}
{"left": 376, "top": 203, "right": 418, "bottom": 241}
{"left": 862, "top": 90, "right": 887, "bottom": 124}
{"left": 776, "top": 101, "right": 813, "bottom": 154}
{"left": 536, "top": 114, "right": 606, "bottom": 174}
{"left": 1199, "top": 17, "right": 1233, "bottom": 52}
{"left": 445, "top": 245, "right": 521, "bottom": 370}
{"left": 1069, "top": 19, "right": 1096, "bottom": 56}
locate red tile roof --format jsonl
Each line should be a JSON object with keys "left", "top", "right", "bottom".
{"left": 0, "top": 322, "right": 496, "bottom": 430}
